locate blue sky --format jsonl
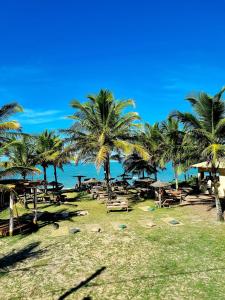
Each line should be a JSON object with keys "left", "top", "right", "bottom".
{"left": 1, "top": 0, "right": 225, "bottom": 133}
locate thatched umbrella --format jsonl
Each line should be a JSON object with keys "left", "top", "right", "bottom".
{"left": 73, "top": 175, "right": 86, "bottom": 189}
{"left": 150, "top": 180, "right": 171, "bottom": 188}
{"left": 83, "top": 178, "right": 100, "bottom": 185}
{"left": 150, "top": 180, "right": 171, "bottom": 208}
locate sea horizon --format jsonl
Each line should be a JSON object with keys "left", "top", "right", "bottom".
{"left": 30, "top": 161, "right": 197, "bottom": 188}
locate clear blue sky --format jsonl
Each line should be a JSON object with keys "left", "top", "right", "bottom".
{"left": 1, "top": 0, "right": 225, "bottom": 133}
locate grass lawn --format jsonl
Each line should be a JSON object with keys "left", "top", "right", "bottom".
{"left": 1, "top": 194, "right": 225, "bottom": 299}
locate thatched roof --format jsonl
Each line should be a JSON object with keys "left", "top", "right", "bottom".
{"left": 192, "top": 160, "right": 225, "bottom": 170}
{"left": 82, "top": 178, "right": 101, "bottom": 184}
{"left": 150, "top": 180, "right": 171, "bottom": 188}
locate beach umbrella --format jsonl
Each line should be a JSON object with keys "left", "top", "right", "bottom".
{"left": 150, "top": 180, "right": 171, "bottom": 188}
{"left": 83, "top": 178, "right": 99, "bottom": 184}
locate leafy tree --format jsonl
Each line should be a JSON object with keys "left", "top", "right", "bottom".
{"left": 160, "top": 117, "right": 185, "bottom": 190}
{"left": 123, "top": 152, "right": 156, "bottom": 178}
{"left": 139, "top": 123, "right": 165, "bottom": 180}
{"left": 0, "top": 102, "right": 25, "bottom": 179}
{"left": 36, "top": 130, "right": 60, "bottom": 183}
{"left": 2, "top": 136, "right": 40, "bottom": 180}
{"left": 49, "top": 134, "right": 71, "bottom": 186}
{"left": 63, "top": 89, "right": 149, "bottom": 193}
{"left": 173, "top": 87, "right": 225, "bottom": 221}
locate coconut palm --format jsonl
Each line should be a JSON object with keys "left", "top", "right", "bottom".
{"left": 139, "top": 123, "right": 165, "bottom": 180}
{"left": 2, "top": 136, "right": 41, "bottom": 180}
{"left": 0, "top": 102, "right": 22, "bottom": 153}
{"left": 49, "top": 134, "right": 71, "bottom": 186}
{"left": 0, "top": 102, "right": 27, "bottom": 179}
{"left": 123, "top": 152, "right": 156, "bottom": 178}
{"left": 63, "top": 89, "right": 149, "bottom": 193}
{"left": 172, "top": 87, "right": 225, "bottom": 221}
{"left": 36, "top": 130, "right": 60, "bottom": 183}
{"left": 160, "top": 116, "right": 185, "bottom": 190}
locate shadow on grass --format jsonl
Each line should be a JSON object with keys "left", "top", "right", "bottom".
{"left": 0, "top": 241, "right": 43, "bottom": 275}
{"left": 87, "top": 265, "right": 225, "bottom": 288}
{"left": 0, "top": 208, "right": 86, "bottom": 237}
{"left": 58, "top": 266, "right": 106, "bottom": 300}
{"left": 24, "top": 209, "right": 85, "bottom": 232}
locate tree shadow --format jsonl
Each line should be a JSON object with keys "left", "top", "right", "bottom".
{"left": 0, "top": 241, "right": 43, "bottom": 274}
{"left": 58, "top": 266, "right": 106, "bottom": 300}
{"left": 21, "top": 209, "right": 85, "bottom": 232}
{"left": 0, "top": 208, "right": 85, "bottom": 237}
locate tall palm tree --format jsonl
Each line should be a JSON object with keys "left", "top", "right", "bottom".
{"left": 0, "top": 102, "right": 22, "bottom": 152}
{"left": 173, "top": 87, "right": 225, "bottom": 221}
{"left": 36, "top": 130, "right": 60, "bottom": 183}
{"left": 139, "top": 123, "right": 165, "bottom": 180}
{"left": 63, "top": 89, "right": 149, "bottom": 193}
{"left": 3, "top": 136, "right": 40, "bottom": 180}
{"left": 49, "top": 134, "right": 71, "bottom": 186}
{"left": 0, "top": 102, "right": 26, "bottom": 179}
{"left": 160, "top": 117, "right": 185, "bottom": 190}
{"left": 123, "top": 152, "right": 156, "bottom": 178}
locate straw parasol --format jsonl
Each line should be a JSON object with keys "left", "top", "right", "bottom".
{"left": 83, "top": 178, "right": 99, "bottom": 184}
{"left": 73, "top": 175, "right": 86, "bottom": 188}
{"left": 150, "top": 180, "right": 171, "bottom": 188}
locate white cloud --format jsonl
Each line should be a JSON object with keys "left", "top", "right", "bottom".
{"left": 18, "top": 108, "right": 66, "bottom": 125}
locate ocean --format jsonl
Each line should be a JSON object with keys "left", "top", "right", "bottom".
{"left": 31, "top": 161, "right": 197, "bottom": 188}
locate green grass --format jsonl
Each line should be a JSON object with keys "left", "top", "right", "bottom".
{"left": 1, "top": 194, "right": 225, "bottom": 299}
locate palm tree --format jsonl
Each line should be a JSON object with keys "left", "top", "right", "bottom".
{"left": 63, "top": 89, "right": 149, "bottom": 194}
{"left": 0, "top": 102, "right": 27, "bottom": 179}
{"left": 36, "top": 130, "right": 60, "bottom": 182}
{"left": 0, "top": 102, "right": 22, "bottom": 153}
{"left": 139, "top": 123, "right": 165, "bottom": 180}
{"left": 49, "top": 134, "right": 71, "bottom": 187}
{"left": 123, "top": 152, "right": 156, "bottom": 178}
{"left": 173, "top": 87, "right": 225, "bottom": 221}
{"left": 160, "top": 117, "right": 185, "bottom": 190}
{"left": 3, "top": 136, "right": 40, "bottom": 180}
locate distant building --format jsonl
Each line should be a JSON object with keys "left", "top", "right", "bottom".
{"left": 192, "top": 161, "right": 225, "bottom": 198}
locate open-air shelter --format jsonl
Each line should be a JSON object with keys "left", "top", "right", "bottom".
{"left": 192, "top": 161, "right": 225, "bottom": 198}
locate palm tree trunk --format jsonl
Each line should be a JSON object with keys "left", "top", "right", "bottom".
{"left": 43, "top": 165, "right": 47, "bottom": 193}
{"left": 33, "top": 188, "right": 37, "bottom": 224}
{"left": 24, "top": 192, "right": 29, "bottom": 209}
{"left": 54, "top": 165, "right": 58, "bottom": 184}
{"left": 9, "top": 192, "right": 14, "bottom": 236}
{"left": 174, "top": 167, "right": 179, "bottom": 190}
{"left": 105, "top": 154, "right": 111, "bottom": 200}
{"left": 22, "top": 172, "right": 26, "bottom": 181}
{"left": 212, "top": 174, "right": 224, "bottom": 221}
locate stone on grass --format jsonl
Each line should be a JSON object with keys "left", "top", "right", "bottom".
{"left": 90, "top": 226, "right": 102, "bottom": 232}
{"left": 119, "top": 224, "right": 127, "bottom": 230}
{"left": 52, "top": 222, "right": 59, "bottom": 229}
{"left": 76, "top": 210, "right": 89, "bottom": 216}
{"left": 69, "top": 227, "right": 80, "bottom": 234}
{"left": 169, "top": 219, "right": 180, "bottom": 225}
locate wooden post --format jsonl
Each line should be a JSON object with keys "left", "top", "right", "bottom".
{"left": 9, "top": 192, "right": 14, "bottom": 236}
{"left": 33, "top": 187, "right": 37, "bottom": 224}
{"left": 159, "top": 188, "right": 162, "bottom": 208}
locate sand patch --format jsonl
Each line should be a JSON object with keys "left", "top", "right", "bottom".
{"left": 138, "top": 206, "right": 154, "bottom": 212}
{"left": 111, "top": 222, "right": 127, "bottom": 230}
{"left": 85, "top": 224, "right": 103, "bottom": 232}
{"left": 161, "top": 217, "right": 183, "bottom": 226}
{"left": 51, "top": 226, "right": 69, "bottom": 237}
{"left": 138, "top": 219, "right": 157, "bottom": 228}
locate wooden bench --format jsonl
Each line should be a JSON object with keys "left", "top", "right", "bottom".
{"left": 0, "top": 221, "right": 36, "bottom": 236}
{"left": 106, "top": 197, "right": 129, "bottom": 212}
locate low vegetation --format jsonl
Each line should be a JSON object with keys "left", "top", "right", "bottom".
{"left": 1, "top": 195, "right": 225, "bottom": 299}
